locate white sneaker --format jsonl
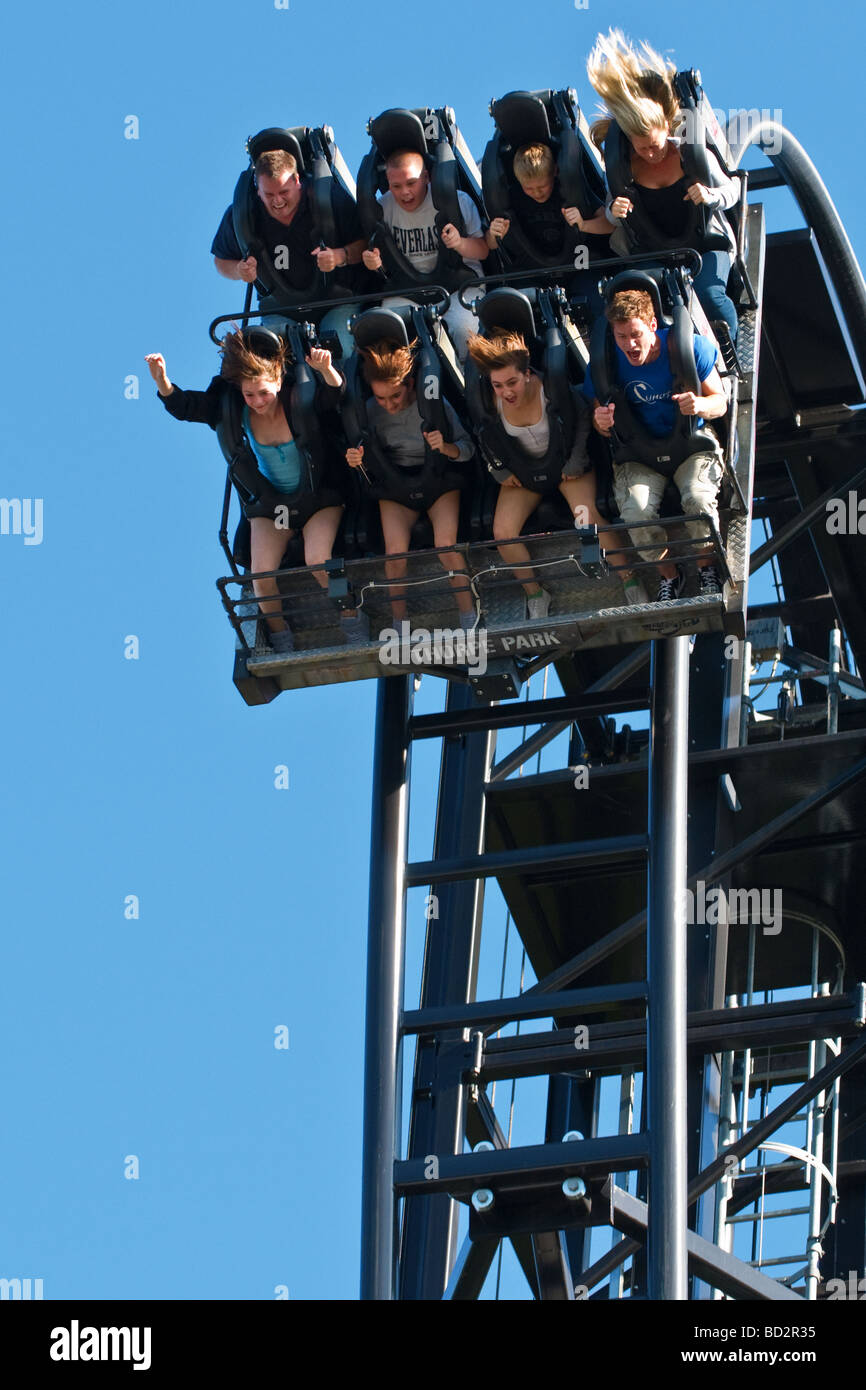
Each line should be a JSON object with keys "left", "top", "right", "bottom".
{"left": 526, "top": 589, "right": 552, "bottom": 620}
{"left": 622, "top": 578, "right": 649, "bottom": 606}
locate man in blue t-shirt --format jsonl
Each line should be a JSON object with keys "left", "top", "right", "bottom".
{"left": 212, "top": 147, "right": 366, "bottom": 357}
{"left": 582, "top": 287, "right": 729, "bottom": 600}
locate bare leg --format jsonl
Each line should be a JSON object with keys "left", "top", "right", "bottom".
{"left": 426, "top": 490, "right": 473, "bottom": 615}
{"left": 492, "top": 484, "right": 545, "bottom": 596}
{"left": 379, "top": 498, "right": 420, "bottom": 622}
{"left": 299, "top": 504, "right": 363, "bottom": 618}
{"left": 559, "top": 472, "right": 619, "bottom": 563}
{"left": 300, "top": 506, "right": 344, "bottom": 585}
{"left": 249, "top": 516, "right": 294, "bottom": 632}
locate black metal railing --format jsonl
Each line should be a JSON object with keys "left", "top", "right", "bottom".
{"left": 215, "top": 514, "right": 731, "bottom": 656}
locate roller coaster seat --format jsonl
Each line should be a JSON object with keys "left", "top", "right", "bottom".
{"left": 231, "top": 124, "right": 361, "bottom": 313}
{"left": 218, "top": 323, "right": 352, "bottom": 564}
{"left": 340, "top": 302, "right": 479, "bottom": 551}
{"left": 464, "top": 287, "right": 595, "bottom": 533}
{"left": 589, "top": 269, "right": 725, "bottom": 484}
{"left": 481, "top": 88, "right": 606, "bottom": 271}
{"left": 602, "top": 70, "right": 736, "bottom": 257}
{"left": 356, "top": 106, "right": 487, "bottom": 291}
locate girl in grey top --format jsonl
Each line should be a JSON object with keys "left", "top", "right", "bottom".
{"left": 345, "top": 340, "right": 476, "bottom": 627}
{"left": 369, "top": 393, "right": 474, "bottom": 468}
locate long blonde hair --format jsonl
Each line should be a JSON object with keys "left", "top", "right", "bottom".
{"left": 586, "top": 28, "right": 680, "bottom": 148}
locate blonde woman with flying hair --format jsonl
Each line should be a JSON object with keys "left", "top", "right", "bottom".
{"left": 586, "top": 28, "right": 739, "bottom": 341}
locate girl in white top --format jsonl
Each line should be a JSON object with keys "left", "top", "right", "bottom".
{"left": 468, "top": 330, "right": 616, "bottom": 618}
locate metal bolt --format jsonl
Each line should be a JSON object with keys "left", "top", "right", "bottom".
{"left": 562, "top": 1130, "right": 584, "bottom": 1143}
{"left": 471, "top": 1188, "right": 494, "bottom": 1212}
{"left": 562, "top": 1176, "right": 587, "bottom": 1201}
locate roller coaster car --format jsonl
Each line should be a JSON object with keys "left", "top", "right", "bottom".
{"left": 231, "top": 124, "right": 360, "bottom": 315}
{"left": 356, "top": 105, "right": 488, "bottom": 290}
{"left": 220, "top": 260, "right": 744, "bottom": 703}
{"left": 339, "top": 300, "right": 482, "bottom": 553}
{"left": 480, "top": 87, "right": 607, "bottom": 270}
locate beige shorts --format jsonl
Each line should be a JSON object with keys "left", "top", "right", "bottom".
{"left": 612, "top": 442, "right": 724, "bottom": 564}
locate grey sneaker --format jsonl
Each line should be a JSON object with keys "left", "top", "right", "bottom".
{"left": 269, "top": 626, "right": 295, "bottom": 654}
{"left": 341, "top": 611, "right": 371, "bottom": 646}
{"left": 526, "top": 588, "right": 552, "bottom": 620}
{"left": 656, "top": 569, "right": 686, "bottom": 603}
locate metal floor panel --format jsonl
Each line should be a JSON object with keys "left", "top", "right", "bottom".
{"left": 236, "top": 527, "right": 734, "bottom": 695}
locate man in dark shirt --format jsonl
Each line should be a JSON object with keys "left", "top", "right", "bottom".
{"left": 485, "top": 143, "right": 612, "bottom": 320}
{"left": 487, "top": 145, "right": 612, "bottom": 257}
{"left": 211, "top": 148, "right": 366, "bottom": 355}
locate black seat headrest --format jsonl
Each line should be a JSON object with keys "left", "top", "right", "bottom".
{"left": 476, "top": 288, "right": 536, "bottom": 342}
{"left": 368, "top": 109, "right": 429, "bottom": 161}
{"left": 351, "top": 307, "right": 413, "bottom": 351}
{"left": 246, "top": 127, "right": 307, "bottom": 174}
{"left": 240, "top": 326, "right": 286, "bottom": 359}
{"left": 602, "top": 270, "right": 667, "bottom": 326}
{"left": 490, "top": 91, "right": 553, "bottom": 146}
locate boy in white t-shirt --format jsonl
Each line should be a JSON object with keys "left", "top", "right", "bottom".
{"left": 362, "top": 149, "right": 489, "bottom": 359}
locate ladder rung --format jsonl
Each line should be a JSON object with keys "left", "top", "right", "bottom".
{"left": 726, "top": 1205, "right": 811, "bottom": 1223}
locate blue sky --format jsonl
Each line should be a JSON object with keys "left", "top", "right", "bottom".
{"left": 1, "top": 0, "right": 863, "bottom": 1302}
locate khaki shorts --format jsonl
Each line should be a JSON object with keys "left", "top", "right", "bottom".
{"left": 612, "top": 443, "right": 724, "bottom": 564}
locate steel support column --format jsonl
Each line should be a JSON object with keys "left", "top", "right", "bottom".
{"left": 399, "top": 687, "right": 494, "bottom": 1299}
{"left": 647, "top": 637, "right": 690, "bottom": 1300}
{"left": 360, "top": 675, "right": 412, "bottom": 1300}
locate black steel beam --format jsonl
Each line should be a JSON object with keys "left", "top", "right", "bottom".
{"left": 606, "top": 1184, "right": 802, "bottom": 1301}
{"left": 466, "top": 1087, "right": 509, "bottom": 1151}
{"left": 399, "top": 684, "right": 493, "bottom": 1300}
{"left": 744, "top": 166, "right": 786, "bottom": 190}
{"left": 443, "top": 1235, "right": 500, "bottom": 1300}
{"left": 478, "top": 991, "right": 866, "bottom": 1081}
{"left": 748, "top": 595, "right": 837, "bottom": 628}
{"left": 488, "top": 726, "right": 866, "bottom": 792}
{"left": 409, "top": 689, "right": 650, "bottom": 740}
{"left": 577, "top": 1032, "right": 866, "bottom": 1293}
{"left": 526, "top": 749, "right": 866, "bottom": 998}
{"left": 749, "top": 465, "right": 866, "bottom": 574}
{"left": 394, "top": 1134, "right": 649, "bottom": 1197}
{"left": 401, "top": 981, "right": 648, "bottom": 1036}
{"left": 694, "top": 1032, "right": 866, "bottom": 1201}
{"left": 532, "top": 1231, "right": 576, "bottom": 1301}
{"left": 489, "top": 646, "right": 652, "bottom": 782}
{"left": 545, "top": 1073, "right": 599, "bottom": 1282}
{"left": 407, "top": 833, "right": 647, "bottom": 888}
{"left": 360, "top": 676, "right": 411, "bottom": 1301}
